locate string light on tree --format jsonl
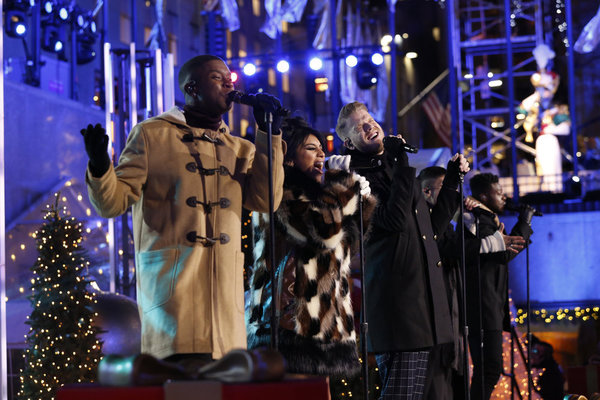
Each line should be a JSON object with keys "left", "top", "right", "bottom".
{"left": 17, "top": 193, "right": 103, "bottom": 400}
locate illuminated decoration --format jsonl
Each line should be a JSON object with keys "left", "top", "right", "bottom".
{"left": 515, "top": 306, "right": 600, "bottom": 325}
{"left": 326, "top": 134, "right": 334, "bottom": 153}
{"left": 330, "top": 342, "right": 382, "bottom": 399}
{"left": 18, "top": 193, "right": 103, "bottom": 399}
{"left": 314, "top": 77, "right": 328, "bottom": 92}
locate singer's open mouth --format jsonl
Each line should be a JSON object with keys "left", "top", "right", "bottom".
{"left": 368, "top": 132, "right": 379, "bottom": 141}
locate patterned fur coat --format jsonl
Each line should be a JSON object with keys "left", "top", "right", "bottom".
{"left": 246, "top": 165, "right": 376, "bottom": 377}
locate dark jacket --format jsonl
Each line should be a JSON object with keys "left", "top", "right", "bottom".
{"left": 246, "top": 165, "right": 376, "bottom": 377}
{"left": 349, "top": 150, "right": 460, "bottom": 352}
{"left": 464, "top": 208, "right": 533, "bottom": 331}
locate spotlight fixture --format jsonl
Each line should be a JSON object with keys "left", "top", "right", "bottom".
{"left": 57, "top": 4, "right": 69, "bottom": 21}
{"left": 4, "top": 0, "right": 31, "bottom": 38}
{"left": 355, "top": 59, "right": 378, "bottom": 90}
{"left": 345, "top": 55, "right": 358, "bottom": 68}
{"left": 276, "top": 59, "right": 290, "bottom": 73}
{"left": 243, "top": 63, "right": 257, "bottom": 76}
{"left": 41, "top": 23, "right": 65, "bottom": 55}
{"left": 5, "top": 9, "right": 28, "bottom": 37}
{"left": 74, "top": 9, "right": 98, "bottom": 64}
{"left": 42, "top": 0, "right": 54, "bottom": 15}
{"left": 371, "top": 52, "right": 384, "bottom": 66}
{"left": 309, "top": 56, "right": 323, "bottom": 71}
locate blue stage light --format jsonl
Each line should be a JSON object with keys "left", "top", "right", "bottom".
{"left": 345, "top": 55, "right": 358, "bottom": 68}
{"left": 58, "top": 6, "right": 69, "bottom": 21}
{"left": 371, "top": 52, "right": 384, "bottom": 65}
{"left": 243, "top": 63, "right": 257, "bottom": 76}
{"left": 276, "top": 59, "right": 290, "bottom": 73}
{"left": 309, "top": 57, "right": 323, "bottom": 71}
{"left": 5, "top": 10, "right": 28, "bottom": 38}
{"left": 43, "top": 0, "right": 53, "bottom": 14}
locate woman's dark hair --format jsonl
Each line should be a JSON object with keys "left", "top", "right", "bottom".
{"left": 281, "top": 117, "right": 326, "bottom": 165}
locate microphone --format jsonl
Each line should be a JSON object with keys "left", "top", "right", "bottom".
{"left": 504, "top": 198, "right": 543, "bottom": 217}
{"left": 382, "top": 136, "right": 419, "bottom": 154}
{"left": 227, "top": 90, "right": 290, "bottom": 116}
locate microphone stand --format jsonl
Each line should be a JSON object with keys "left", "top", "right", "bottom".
{"left": 265, "top": 111, "right": 279, "bottom": 351}
{"left": 526, "top": 239, "right": 532, "bottom": 399}
{"left": 474, "top": 213, "right": 485, "bottom": 400}
{"left": 358, "top": 192, "right": 369, "bottom": 400}
{"left": 458, "top": 174, "right": 471, "bottom": 400}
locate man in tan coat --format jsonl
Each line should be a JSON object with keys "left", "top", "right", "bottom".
{"left": 81, "top": 55, "right": 285, "bottom": 365}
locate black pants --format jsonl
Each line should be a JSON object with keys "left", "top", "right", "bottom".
{"left": 423, "top": 343, "right": 454, "bottom": 400}
{"left": 468, "top": 329, "right": 503, "bottom": 400}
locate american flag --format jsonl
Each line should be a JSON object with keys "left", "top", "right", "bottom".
{"left": 422, "top": 91, "right": 452, "bottom": 148}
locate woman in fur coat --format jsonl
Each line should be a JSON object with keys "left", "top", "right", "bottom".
{"left": 246, "top": 117, "right": 376, "bottom": 378}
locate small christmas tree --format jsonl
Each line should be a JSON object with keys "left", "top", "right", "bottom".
{"left": 18, "top": 194, "right": 103, "bottom": 400}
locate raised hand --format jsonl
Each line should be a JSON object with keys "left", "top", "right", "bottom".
{"left": 81, "top": 123, "right": 110, "bottom": 177}
{"left": 499, "top": 223, "right": 526, "bottom": 253}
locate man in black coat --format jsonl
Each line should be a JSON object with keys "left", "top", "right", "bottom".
{"left": 335, "top": 102, "right": 469, "bottom": 399}
{"left": 418, "top": 167, "right": 526, "bottom": 399}
{"left": 465, "top": 172, "right": 534, "bottom": 400}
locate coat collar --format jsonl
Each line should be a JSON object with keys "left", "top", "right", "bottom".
{"left": 154, "top": 107, "right": 231, "bottom": 140}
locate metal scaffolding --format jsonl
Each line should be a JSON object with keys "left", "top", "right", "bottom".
{"left": 445, "top": 0, "right": 582, "bottom": 199}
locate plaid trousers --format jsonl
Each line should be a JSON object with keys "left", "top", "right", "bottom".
{"left": 376, "top": 350, "right": 430, "bottom": 400}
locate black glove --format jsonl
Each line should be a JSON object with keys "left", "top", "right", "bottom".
{"left": 251, "top": 93, "right": 283, "bottom": 134}
{"left": 518, "top": 205, "right": 536, "bottom": 225}
{"left": 383, "top": 137, "right": 409, "bottom": 167}
{"left": 443, "top": 156, "right": 461, "bottom": 190}
{"left": 81, "top": 123, "right": 111, "bottom": 177}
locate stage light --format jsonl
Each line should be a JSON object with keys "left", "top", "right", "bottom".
{"left": 43, "top": 0, "right": 53, "bottom": 14}
{"left": 243, "top": 63, "right": 257, "bottom": 76}
{"left": 356, "top": 59, "right": 378, "bottom": 90}
{"left": 406, "top": 52, "right": 418, "bottom": 59}
{"left": 58, "top": 5, "right": 69, "bottom": 21}
{"left": 345, "top": 55, "right": 358, "bottom": 68}
{"left": 380, "top": 35, "right": 392, "bottom": 47}
{"left": 41, "top": 23, "right": 65, "bottom": 55}
{"left": 371, "top": 52, "right": 384, "bottom": 65}
{"left": 73, "top": 9, "right": 98, "bottom": 64}
{"left": 276, "top": 59, "right": 290, "bottom": 73}
{"left": 231, "top": 71, "right": 238, "bottom": 83}
{"left": 309, "top": 57, "right": 323, "bottom": 71}
{"left": 5, "top": 9, "right": 28, "bottom": 37}
{"left": 76, "top": 32, "right": 96, "bottom": 64}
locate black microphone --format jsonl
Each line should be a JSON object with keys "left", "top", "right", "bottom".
{"left": 382, "top": 136, "right": 419, "bottom": 154}
{"left": 504, "top": 198, "right": 543, "bottom": 217}
{"left": 227, "top": 90, "right": 290, "bottom": 116}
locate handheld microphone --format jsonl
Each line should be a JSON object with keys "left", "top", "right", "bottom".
{"left": 227, "top": 90, "right": 290, "bottom": 116}
{"left": 382, "top": 136, "right": 419, "bottom": 154}
{"left": 504, "top": 198, "right": 543, "bottom": 217}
